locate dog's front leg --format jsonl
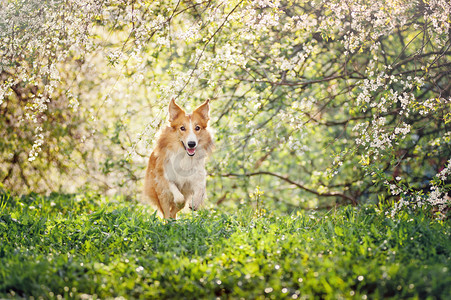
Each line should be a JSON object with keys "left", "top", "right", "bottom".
{"left": 169, "top": 182, "right": 185, "bottom": 209}
{"left": 190, "top": 181, "right": 206, "bottom": 211}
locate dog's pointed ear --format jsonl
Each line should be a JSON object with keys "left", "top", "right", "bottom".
{"left": 193, "top": 99, "right": 210, "bottom": 121}
{"left": 168, "top": 98, "right": 184, "bottom": 122}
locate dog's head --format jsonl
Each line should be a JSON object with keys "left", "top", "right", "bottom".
{"left": 168, "top": 98, "right": 211, "bottom": 157}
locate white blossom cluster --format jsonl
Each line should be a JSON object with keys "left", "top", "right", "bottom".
{"left": 1, "top": 0, "right": 103, "bottom": 161}
{"left": 28, "top": 127, "right": 43, "bottom": 162}
{"left": 428, "top": 159, "right": 451, "bottom": 218}
{"left": 388, "top": 159, "right": 451, "bottom": 219}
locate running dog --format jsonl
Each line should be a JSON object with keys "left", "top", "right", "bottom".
{"left": 143, "top": 99, "right": 214, "bottom": 219}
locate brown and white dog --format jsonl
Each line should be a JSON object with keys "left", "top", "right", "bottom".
{"left": 143, "top": 99, "right": 214, "bottom": 219}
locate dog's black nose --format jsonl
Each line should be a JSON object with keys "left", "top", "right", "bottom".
{"left": 187, "top": 141, "right": 196, "bottom": 148}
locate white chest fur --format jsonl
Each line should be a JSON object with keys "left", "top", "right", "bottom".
{"left": 164, "top": 148, "right": 206, "bottom": 189}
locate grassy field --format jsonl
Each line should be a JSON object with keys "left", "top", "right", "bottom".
{"left": 0, "top": 191, "right": 450, "bottom": 299}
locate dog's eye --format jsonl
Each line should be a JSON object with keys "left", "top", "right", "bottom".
{"left": 180, "top": 126, "right": 186, "bottom": 131}
{"left": 195, "top": 125, "right": 201, "bottom": 131}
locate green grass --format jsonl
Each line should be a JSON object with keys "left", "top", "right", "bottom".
{"left": 0, "top": 192, "right": 450, "bottom": 299}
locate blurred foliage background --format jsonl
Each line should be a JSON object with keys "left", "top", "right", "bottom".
{"left": 0, "top": 0, "right": 450, "bottom": 213}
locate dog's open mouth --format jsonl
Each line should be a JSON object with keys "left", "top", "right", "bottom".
{"left": 186, "top": 148, "right": 196, "bottom": 156}
{"left": 182, "top": 142, "right": 196, "bottom": 156}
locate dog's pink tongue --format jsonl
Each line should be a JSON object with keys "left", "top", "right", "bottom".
{"left": 187, "top": 148, "right": 196, "bottom": 155}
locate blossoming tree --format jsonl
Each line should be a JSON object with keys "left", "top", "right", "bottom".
{"left": 1, "top": 0, "right": 449, "bottom": 217}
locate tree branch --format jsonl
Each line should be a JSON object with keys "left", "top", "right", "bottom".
{"left": 219, "top": 171, "right": 357, "bottom": 205}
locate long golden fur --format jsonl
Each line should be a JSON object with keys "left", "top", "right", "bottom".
{"left": 143, "top": 99, "right": 214, "bottom": 219}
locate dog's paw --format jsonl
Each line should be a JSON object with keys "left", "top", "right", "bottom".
{"left": 176, "top": 201, "right": 186, "bottom": 210}
{"left": 173, "top": 194, "right": 185, "bottom": 209}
